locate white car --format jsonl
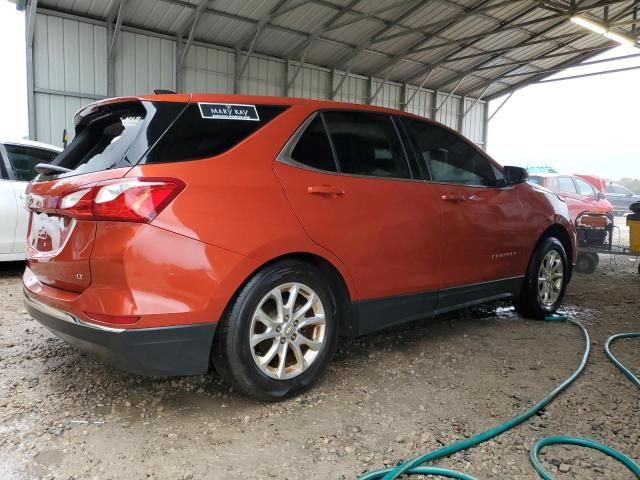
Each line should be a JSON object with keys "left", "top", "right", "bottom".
{"left": 1, "top": 139, "right": 61, "bottom": 261}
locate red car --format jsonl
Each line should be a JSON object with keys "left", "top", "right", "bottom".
{"left": 24, "top": 94, "right": 576, "bottom": 400}
{"left": 528, "top": 173, "right": 614, "bottom": 221}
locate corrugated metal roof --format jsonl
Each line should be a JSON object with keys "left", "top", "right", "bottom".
{"left": 30, "top": 0, "right": 639, "bottom": 99}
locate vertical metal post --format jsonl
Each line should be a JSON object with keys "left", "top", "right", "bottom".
{"left": 482, "top": 98, "right": 489, "bottom": 150}
{"left": 329, "top": 68, "right": 336, "bottom": 100}
{"left": 107, "top": 23, "right": 114, "bottom": 96}
{"left": 26, "top": 44, "right": 36, "bottom": 139}
{"left": 457, "top": 96, "right": 465, "bottom": 133}
{"left": 233, "top": 47, "right": 241, "bottom": 94}
{"left": 366, "top": 76, "right": 374, "bottom": 104}
{"left": 400, "top": 83, "right": 408, "bottom": 111}
{"left": 175, "top": 34, "right": 183, "bottom": 92}
{"left": 283, "top": 60, "right": 289, "bottom": 97}
{"left": 430, "top": 90, "right": 438, "bottom": 120}
{"left": 25, "top": 0, "right": 38, "bottom": 139}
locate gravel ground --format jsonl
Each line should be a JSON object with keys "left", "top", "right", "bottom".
{"left": 1, "top": 255, "right": 638, "bottom": 480}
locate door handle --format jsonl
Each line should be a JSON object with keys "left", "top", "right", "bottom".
{"left": 441, "top": 193, "right": 467, "bottom": 202}
{"left": 307, "top": 185, "right": 345, "bottom": 196}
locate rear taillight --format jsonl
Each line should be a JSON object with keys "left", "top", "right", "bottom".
{"left": 56, "top": 178, "right": 184, "bottom": 223}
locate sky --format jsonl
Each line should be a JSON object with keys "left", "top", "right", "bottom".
{"left": 0, "top": 1, "right": 638, "bottom": 180}
{"left": 487, "top": 45, "right": 640, "bottom": 180}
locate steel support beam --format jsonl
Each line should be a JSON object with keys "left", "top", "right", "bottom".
{"left": 331, "top": 0, "right": 433, "bottom": 95}
{"left": 457, "top": 96, "right": 465, "bottom": 132}
{"left": 286, "top": 0, "right": 361, "bottom": 92}
{"left": 500, "top": 52, "right": 640, "bottom": 78}
{"left": 26, "top": 0, "right": 38, "bottom": 47}
{"left": 434, "top": 77, "right": 465, "bottom": 114}
{"left": 469, "top": 44, "right": 615, "bottom": 72}
{"left": 536, "top": 64, "right": 640, "bottom": 82}
{"left": 430, "top": 15, "right": 583, "bottom": 91}
{"left": 403, "top": 69, "right": 434, "bottom": 109}
{"left": 237, "top": 0, "right": 300, "bottom": 48}
{"left": 36, "top": 3, "right": 519, "bottom": 94}
{"left": 108, "top": 0, "right": 126, "bottom": 59}
{"left": 177, "top": 0, "right": 209, "bottom": 71}
{"left": 372, "top": 0, "right": 522, "bottom": 44}
{"left": 458, "top": 28, "right": 615, "bottom": 96}
{"left": 366, "top": 76, "right": 374, "bottom": 104}
{"left": 488, "top": 91, "right": 514, "bottom": 121}
{"left": 400, "top": 83, "right": 409, "bottom": 111}
{"left": 25, "top": 0, "right": 38, "bottom": 139}
{"left": 461, "top": 84, "right": 490, "bottom": 119}
{"left": 402, "top": 3, "right": 540, "bottom": 85}
{"left": 329, "top": 67, "right": 336, "bottom": 100}
{"left": 364, "top": 0, "right": 496, "bottom": 100}
{"left": 483, "top": 46, "right": 605, "bottom": 100}
{"left": 322, "top": 0, "right": 417, "bottom": 33}
{"left": 481, "top": 94, "right": 489, "bottom": 149}
{"left": 233, "top": 46, "right": 241, "bottom": 94}
{"left": 236, "top": 0, "right": 292, "bottom": 83}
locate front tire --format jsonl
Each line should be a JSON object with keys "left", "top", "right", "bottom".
{"left": 514, "top": 237, "right": 569, "bottom": 319}
{"left": 212, "top": 260, "right": 339, "bottom": 401}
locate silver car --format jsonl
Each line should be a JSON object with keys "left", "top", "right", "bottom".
{"left": 605, "top": 183, "right": 640, "bottom": 215}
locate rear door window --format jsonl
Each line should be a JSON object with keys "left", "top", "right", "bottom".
{"left": 322, "top": 110, "right": 411, "bottom": 179}
{"left": 5, "top": 145, "right": 58, "bottom": 181}
{"left": 143, "top": 104, "right": 287, "bottom": 164}
{"left": 403, "top": 118, "right": 499, "bottom": 187}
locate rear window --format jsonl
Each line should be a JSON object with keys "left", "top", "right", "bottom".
{"left": 142, "top": 104, "right": 287, "bottom": 164}
{"left": 38, "top": 101, "right": 287, "bottom": 181}
{"left": 41, "top": 101, "right": 184, "bottom": 181}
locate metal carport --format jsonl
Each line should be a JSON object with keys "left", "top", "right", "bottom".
{"left": 11, "top": 0, "right": 640, "bottom": 149}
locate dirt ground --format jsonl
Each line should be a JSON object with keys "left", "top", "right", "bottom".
{"left": 1, "top": 253, "right": 638, "bottom": 479}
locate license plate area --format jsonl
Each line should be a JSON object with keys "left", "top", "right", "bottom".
{"left": 28, "top": 212, "right": 76, "bottom": 258}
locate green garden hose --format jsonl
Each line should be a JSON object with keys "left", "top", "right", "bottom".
{"left": 359, "top": 315, "right": 640, "bottom": 480}
{"left": 605, "top": 332, "right": 640, "bottom": 388}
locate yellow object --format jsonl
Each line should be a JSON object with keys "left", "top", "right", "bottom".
{"left": 628, "top": 216, "right": 640, "bottom": 254}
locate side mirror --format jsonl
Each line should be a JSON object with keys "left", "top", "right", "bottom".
{"left": 596, "top": 192, "right": 606, "bottom": 201}
{"left": 503, "top": 166, "right": 528, "bottom": 185}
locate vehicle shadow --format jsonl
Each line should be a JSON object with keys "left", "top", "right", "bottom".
{"left": 0, "top": 261, "right": 26, "bottom": 277}
{"left": 36, "top": 300, "right": 523, "bottom": 418}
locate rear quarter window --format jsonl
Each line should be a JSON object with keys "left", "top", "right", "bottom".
{"left": 143, "top": 104, "right": 288, "bottom": 164}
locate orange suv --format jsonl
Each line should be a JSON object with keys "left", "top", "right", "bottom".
{"left": 24, "top": 94, "right": 576, "bottom": 400}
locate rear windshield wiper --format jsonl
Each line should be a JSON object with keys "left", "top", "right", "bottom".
{"left": 34, "top": 163, "right": 73, "bottom": 174}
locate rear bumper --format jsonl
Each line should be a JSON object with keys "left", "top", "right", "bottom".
{"left": 24, "top": 290, "right": 216, "bottom": 376}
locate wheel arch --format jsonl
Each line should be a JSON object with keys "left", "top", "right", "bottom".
{"left": 217, "top": 252, "right": 356, "bottom": 342}
{"left": 537, "top": 224, "right": 574, "bottom": 277}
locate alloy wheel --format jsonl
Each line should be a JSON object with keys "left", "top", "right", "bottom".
{"left": 537, "top": 250, "right": 564, "bottom": 308}
{"left": 249, "top": 282, "right": 326, "bottom": 380}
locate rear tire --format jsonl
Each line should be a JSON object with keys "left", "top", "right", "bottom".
{"left": 514, "top": 237, "right": 569, "bottom": 319}
{"left": 212, "top": 259, "right": 339, "bottom": 401}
